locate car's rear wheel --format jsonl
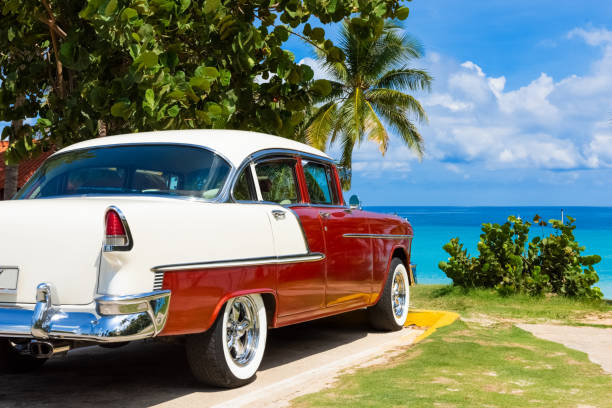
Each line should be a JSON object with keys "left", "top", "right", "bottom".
{"left": 368, "top": 258, "right": 410, "bottom": 331}
{"left": 186, "top": 294, "right": 267, "bottom": 388}
{"left": 0, "top": 339, "right": 48, "bottom": 374}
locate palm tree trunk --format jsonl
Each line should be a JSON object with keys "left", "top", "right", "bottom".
{"left": 3, "top": 95, "right": 25, "bottom": 200}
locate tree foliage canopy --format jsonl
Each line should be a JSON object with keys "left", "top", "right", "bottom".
{"left": 0, "top": 0, "right": 410, "bottom": 164}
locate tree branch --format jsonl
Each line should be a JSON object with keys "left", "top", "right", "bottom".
{"left": 41, "top": 0, "right": 65, "bottom": 99}
{"left": 37, "top": 15, "right": 67, "bottom": 38}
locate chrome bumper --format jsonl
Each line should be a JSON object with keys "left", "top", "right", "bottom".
{"left": 0, "top": 283, "right": 171, "bottom": 343}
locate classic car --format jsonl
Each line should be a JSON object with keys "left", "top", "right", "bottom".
{"left": 0, "top": 130, "right": 414, "bottom": 388}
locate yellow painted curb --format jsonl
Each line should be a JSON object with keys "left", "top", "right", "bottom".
{"left": 405, "top": 309, "right": 460, "bottom": 343}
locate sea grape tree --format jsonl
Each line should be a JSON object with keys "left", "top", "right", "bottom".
{"left": 439, "top": 215, "right": 603, "bottom": 299}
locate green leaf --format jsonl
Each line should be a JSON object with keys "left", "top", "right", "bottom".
{"left": 7, "top": 27, "right": 15, "bottom": 42}
{"left": 310, "top": 27, "right": 325, "bottom": 42}
{"left": 167, "top": 104, "right": 180, "bottom": 117}
{"left": 395, "top": 7, "right": 410, "bottom": 20}
{"left": 121, "top": 7, "right": 138, "bottom": 22}
{"left": 310, "top": 79, "right": 332, "bottom": 97}
{"left": 303, "top": 23, "right": 312, "bottom": 36}
{"left": 219, "top": 69, "right": 231, "bottom": 86}
{"left": 37, "top": 118, "right": 52, "bottom": 127}
{"left": 138, "top": 51, "right": 158, "bottom": 68}
{"left": 195, "top": 66, "right": 219, "bottom": 79}
{"left": 287, "top": 67, "right": 301, "bottom": 84}
{"left": 189, "top": 77, "right": 211, "bottom": 91}
{"left": 179, "top": 0, "right": 191, "bottom": 13}
{"left": 300, "top": 64, "right": 314, "bottom": 82}
{"left": 143, "top": 89, "right": 155, "bottom": 110}
{"left": 327, "top": 46, "right": 344, "bottom": 63}
{"left": 104, "top": 0, "right": 118, "bottom": 16}
{"left": 203, "top": 0, "right": 220, "bottom": 15}
{"left": 110, "top": 101, "right": 131, "bottom": 120}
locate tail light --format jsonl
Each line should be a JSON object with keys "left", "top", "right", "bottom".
{"left": 104, "top": 207, "right": 133, "bottom": 252}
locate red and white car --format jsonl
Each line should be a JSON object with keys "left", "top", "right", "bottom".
{"left": 0, "top": 130, "right": 414, "bottom": 387}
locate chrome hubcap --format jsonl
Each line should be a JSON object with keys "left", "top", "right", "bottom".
{"left": 392, "top": 268, "right": 407, "bottom": 318}
{"left": 226, "top": 297, "right": 259, "bottom": 366}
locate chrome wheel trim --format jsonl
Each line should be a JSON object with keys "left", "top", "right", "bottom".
{"left": 224, "top": 296, "right": 260, "bottom": 367}
{"left": 391, "top": 264, "right": 409, "bottom": 324}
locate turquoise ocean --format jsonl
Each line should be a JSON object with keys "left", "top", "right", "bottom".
{"left": 367, "top": 207, "right": 612, "bottom": 299}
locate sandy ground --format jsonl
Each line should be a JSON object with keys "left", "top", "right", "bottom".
{"left": 0, "top": 310, "right": 423, "bottom": 408}
{"left": 517, "top": 324, "right": 612, "bottom": 374}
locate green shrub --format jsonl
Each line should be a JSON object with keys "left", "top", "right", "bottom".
{"left": 438, "top": 215, "right": 603, "bottom": 299}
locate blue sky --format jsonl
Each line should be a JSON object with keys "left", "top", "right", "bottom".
{"left": 290, "top": 1, "right": 612, "bottom": 206}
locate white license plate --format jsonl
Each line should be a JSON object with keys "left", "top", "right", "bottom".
{"left": 0, "top": 267, "right": 19, "bottom": 293}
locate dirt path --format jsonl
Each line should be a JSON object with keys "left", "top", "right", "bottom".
{"left": 517, "top": 324, "right": 612, "bottom": 374}
{"left": 0, "top": 310, "right": 422, "bottom": 408}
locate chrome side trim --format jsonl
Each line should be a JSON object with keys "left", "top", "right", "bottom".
{"left": 151, "top": 252, "right": 325, "bottom": 272}
{"left": 343, "top": 233, "right": 414, "bottom": 239}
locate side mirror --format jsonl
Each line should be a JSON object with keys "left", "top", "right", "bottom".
{"left": 348, "top": 194, "right": 361, "bottom": 209}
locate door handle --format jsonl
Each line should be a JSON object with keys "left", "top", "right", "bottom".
{"left": 320, "top": 212, "right": 330, "bottom": 219}
{"left": 272, "top": 210, "right": 286, "bottom": 220}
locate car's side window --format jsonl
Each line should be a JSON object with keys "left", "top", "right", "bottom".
{"left": 303, "top": 161, "right": 339, "bottom": 205}
{"left": 233, "top": 166, "right": 256, "bottom": 201}
{"left": 255, "top": 159, "right": 300, "bottom": 205}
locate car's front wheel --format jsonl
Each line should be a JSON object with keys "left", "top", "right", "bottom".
{"left": 186, "top": 294, "right": 268, "bottom": 388}
{"left": 368, "top": 258, "right": 410, "bottom": 331}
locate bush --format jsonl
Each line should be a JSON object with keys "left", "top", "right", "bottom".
{"left": 438, "top": 215, "right": 603, "bottom": 299}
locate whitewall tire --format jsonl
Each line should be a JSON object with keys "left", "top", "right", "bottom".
{"left": 368, "top": 258, "right": 410, "bottom": 331}
{"left": 186, "top": 294, "right": 267, "bottom": 388}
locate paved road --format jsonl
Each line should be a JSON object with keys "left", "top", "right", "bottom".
{"left": 518, "top": 324, "right": 612, "bottom": 374}
{"left": 0, "top": 310, "right": 422, "bottom": 408}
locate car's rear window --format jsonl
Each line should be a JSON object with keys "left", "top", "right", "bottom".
{"left": 16, "top": 144, "right": 231, "bottom": 200}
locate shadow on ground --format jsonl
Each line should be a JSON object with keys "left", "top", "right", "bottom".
{"left": 0, "top": 310, "right": 373, "bottom": 407}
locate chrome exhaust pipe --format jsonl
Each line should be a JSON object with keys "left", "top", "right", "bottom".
{"left": 28, "top": 341, "right": 55, "bottom": 359}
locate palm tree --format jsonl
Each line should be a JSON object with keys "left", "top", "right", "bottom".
{"left": 306, "top": 22, "right": 432, "bottom": 189}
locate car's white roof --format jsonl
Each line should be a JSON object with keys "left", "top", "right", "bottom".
{"left": 56, "top": 129, "right": 332, "bottom": 168}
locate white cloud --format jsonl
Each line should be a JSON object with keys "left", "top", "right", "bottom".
{"left": 567, "top": 27, "right": 612, "bottom": 46}
{"left": 408, "top": 26, "right": 612, "bottom": 171}
{"left": 423, "top": 93, "right": 474, "bottom": 112}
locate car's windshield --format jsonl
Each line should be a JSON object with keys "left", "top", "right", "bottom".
{"left": 16, "top": 144, "right": 232, "bottom": 200}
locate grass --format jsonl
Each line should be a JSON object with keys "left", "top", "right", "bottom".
{"left": 293, "top": 320, "right": 612, "bottom": 407}
{"left": 292, "top": 285, "right": 612, "bottom": 407}
{"left": 412, "top": 285, "right": 612, "bottom": 327}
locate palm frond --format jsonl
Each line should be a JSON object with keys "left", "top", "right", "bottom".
{"left": 374, "top": 68, "right": 432, "bottom": 92}
{"left": 338, "top": 135, "right": 355, "bottom": 190}
{"left": 305, "top": 101, "right": 338, "bottom": 151}
{"left": 366, "top": 88, "right": 428, "bottom": 123}
{"left": 371, "top": 102, "right": 424, "bottom": 158}
{"left": 362, "top": 29, "right": 424, "bottom": 82}
{"left": 365, "top": 100, "right": 389, "bottom": 155}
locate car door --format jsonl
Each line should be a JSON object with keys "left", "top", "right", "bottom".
{"left": 246, "top": 157, "right": 327, "bottom": 317}
{"left": 300, "top": 160, "right": 373, "bottom": 308}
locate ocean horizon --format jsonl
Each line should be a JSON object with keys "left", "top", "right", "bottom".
{"left": 366, "top": 206, "right": 612, "bottom": 299}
